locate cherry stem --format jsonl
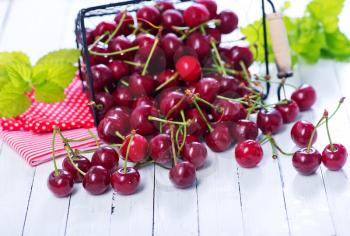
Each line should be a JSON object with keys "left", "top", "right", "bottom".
{"left": 105, "top": 11, "right": 126, "bottom": 44}
{"left": 269, "top": 136, "right": 278, "bottom": 159}
{"left": 90, "top": 45, "right": 139, "bottom": 56}
{"left": 216, "top": 95, "right": 250, "bottom": 106}
{"left": 319, "top": 97, "right": 345, "bottom": 126}
{"left": 88, "top": 129, "right": 100, "bottom": 148}
{"left": 307, "top": 116, "right": 325, "bottom": 153}
{"left": 178, "top": 110, "right": 187, "bottom": 153}
{"left": 179, "top": 19, "right": 219, "bottom": 40}
{"left": 259, "top": 135, "right": 270, "bottom": 145}
{"left": 268, "top": 135, "right": 294, "bottom": 156}
{"left": 211, "top": 39, "right": 227, "bottom": 75}
{"left": 64, "top": 136, "right": 92, "bottom": 142}
{"left": 239, "top": 61, "right": 252, "bottom": 84}
{"left": 155, "top": 72, "right": 178, "bottom": 91}
{"left": 142, "top": 37, "right": 159, "bottom": 76}
{"left": 194, "top": 95, "right": 222, "bottom": 112}
{"left": 88, "top": 31, "right": 109, "bottom": 50}
{"left": 123, "top": 60, "right": 144, "bottom": 67}
{"left": 165, "top": 95, "right": 187, "bottom": 119}
{"left": 255, "top": 75, "right": 297, "bottom": 89}
{"left": 170, "top": 125, "right": 177, "bottom": 166}
{"left": 280, "top": 78, "right": 287, "bottom": 100}
{"left": 120, "top": 80, "right": 129, "bottom": 87}
{"left": 324, "top": 111, "right": 335, "bottom": 152}
{"left": 192, "top": 98, "right": 213, "bottom": 132}
{"left": 115, "top": 131, "right": 125, "bottom": 140}
{"left": 124, "top": 131, "right": 135, "bottom": 173}
{"left": 136, "top": 18, "right": 162, "bottom": 29}
{"left": 51, "top": 128, "right": 59, "bottom": 176}
{"left": 148, "top": 116, "right": 188, "bottom": 126}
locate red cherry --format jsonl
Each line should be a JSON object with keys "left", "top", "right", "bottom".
{"left": 135, "top": 33, "right": 155, "bottom": 48}
{"left": 227, "top": 46, "right": 253, "bottom": 71}
{"left": 95, "top": 92, "right": 115, "bottom": 120}
{"left": 114, "top": 12, "right": 134, "bottom": 36}
{"left": 207, "top": 28, "right": 221, "bottom": 44}
{"left": 196, "top": 0, "right": 217, "bottom": 19}
{"left": 291, "top": 120, "right": 317, "bottom": 147}
{"left": 159, "top": 90, "right": 190, "bottom": 119}
{"left": 291, "top": 84, "right": 316, "bottom": 111}
{"left": 275, "top": 100, "right": 300, "bottom": 123}
{"left": 217, "top": 10, "right": 238, "bottom": 34}
{"left": 108, "top": 60, "right": 130, "bottom": 80}
{"left": 136, "top": 6, "right": 161, "bottom": 29}
{"left": 181, "top": 142, "right": 207, "bottom": 169}
{"left": 231, "top": 119, "right": 259, "bottom": 142}
{"left": 121, "top": 134, "right": 149, "bottom": 163}
{"left": 161, "top": 33, "right": 183, "bottom": 63}
{"left": 211, "top": 99, "right": 247, "bottom": 122}
{"left": 83, "top": 166, "right": 110, "bottom": 195}
{"left": 62, "top": 155, "right": 91, "bottom": 183}
{"left": 186, "top": 108, "right": 209, "bottom": 136}
{"left": 161, "top": 9, "right": 184, "bottom": 30}
{"left": 88, "top": 45, "right": 109, "bottom": 65}
{"left": 194, "top": 77, "right": 220, "bottom": 102}
{"left": 93, "top": 21, "right": 116, "bottom": 38}
{"left": 90, "top": 64, "right": 113, "bottom": 91}
{"left": 91, "top": 147, "right": 119, "bottom": 172}
{"left": 47, "top": 170, "right": 74, "bottom": 197}
{"left": 292, "top": 147, "right": 321, "bottom": 175}
{"left": 235, "top": 140, "right": 263, "bottom": 168}
{"left": 183, "top": 4, "right": 210, "bottom": 27}
{"left": 133, "top": 96, "right": 157, "bottom": 108}
{"left": 176, "top": 56, "right": 202, "bottom": 82}
{"left": 205, "top": 122, "right": 232, "bottom": 152}
{"left": 112, "top": 85, "right": 133, "bottom": 108}
{"left": 169, "top": 162, "right": 196, "bottom": 188}
{"left": 322, "top": 144, "right": 348, "bottom": 171}
{"left": 186, "top": 32, "right": 211, "bottom": 59}
{"left": 85, "top": 28, "right": 94, "bottom": 45}
{"left": 149, "top": 134, "right": 172, "bottom": 164}
{"left": 111, "top": 167, "right": 140, "bottom": 195}
{"left": 155, "top": 1, "right": 174, "bottom": 12}
{"left": 216, "top": 74, "right": 240, "bottom": 97}
{"left": 130, "top": 105, "right": 159, "bottom": 136}
{"left": 108, "top": 36, "right": 134, "bottom": 60}
{"left": 257, "top": 108, "right": 283, "bottom": 135}
{"left": 129, "top": 73, "right": 156, "bottom": 97}
{"left": 156, "top": 69, "right": 179, "bottom": 90}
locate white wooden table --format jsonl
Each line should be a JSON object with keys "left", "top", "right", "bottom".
{"left": 1, "top": 0, "right": 350, "bottom": 235}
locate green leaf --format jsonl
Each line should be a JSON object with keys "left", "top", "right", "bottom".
{"left": 0, "top": 51, "right": 31, "bottom": 66}
{"left": 35, "top": 49, "right": 80, "bottom": 66}
{"left": 321, "top": 28, "right": 350, "bottom": 61}
{"left": 0, "top": 84, "right": 31, "bottom": 118}
{"left": 35, "top": 80, "right": 65, "bottom": 103}
{"left": 6, "top": 62, "right": 32, "bottom": 83}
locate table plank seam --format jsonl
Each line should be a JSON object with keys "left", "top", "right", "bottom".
{"left": 21, "top": 167, "right": 37, "bottom": 236}
{"left": 332, "top": 62, "right": 350, "bottom": 123}
{"left": 0, "top": 0, "right": 13, "bottom": 44}
{"left": 235, "top": 167, "right": 246, "bottom": 235}
{"left": 195, "top": 181, "right": 200, "bottom": 236}
{"left": 152, "top": 165, "right": 155, "bottom": 236}
{"left": 63, "top": 195, "right": 72, "bottom": 236}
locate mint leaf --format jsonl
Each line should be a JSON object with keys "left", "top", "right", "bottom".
{"left": 0, "top": 83, "right": 31, "bottom": 117}
{"left": 36, "top": 49, "right": 80, "bottom": 65}
{"left": 35, "top": 80, "right": 65, "bottom": 103}
{"left": 0, "top": 51, "right": 30, "bottom": 66}
{"left": 321, "top": 28, "right": 350, "bottom": 61}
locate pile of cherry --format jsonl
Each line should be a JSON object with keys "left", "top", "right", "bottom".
{"left": 48, "top": 0, "right": 348, "bottom": 198}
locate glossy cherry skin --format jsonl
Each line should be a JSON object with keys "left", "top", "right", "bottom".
{"left": 159, "top": 90, "right": 190, "bottom": 119}
{"left": 231, "top": 119, "right": 259, "bottom": 142}
{"left": 196, "top": 0, "right": 217, "bottom": 19}
{"left": 257, "top": 108, "right": 283, "bottom": 135}
{"left": 130, "top": 105, "right": 159, "bottom": 136}
{"left": 135, "top": 33, "right": 155, "bottom": 48}
{"left": 322, "top": 144, "right": 348, "bottom": 171}
{"left": 181, "top": 142, "right": 207, "bottom": 169}
{"left": 89, "top": 45, "right": 109, "bottom": 65}
{"left": 62, "top": 155, "right": 91, "bottom": 183}
{"left": 155, "top": 1, "right": 174, "bottom": 12}
{"left": 149, "top": 134, "right": 172, "bottom": 164}
{"left": 291, "top": 120, "right": 317, "bottom": 147}
{"left": 292, "top": 147, "right": 321, "bottom": 175}
{"left": 194, "top": 77, "right": 220, "bottom": 102}
{"left": 111, "top": 167, "right": 140, "bottom": 195}
{"left": 133, "top": 96, "right": 157, "bottom": 108}
{"left": 178, "top": 134, "right": 200, "bottom": 146}
{"left": 136, "top": 6, "right": 161, "bottom": 29}
{"left": 205, "top": 122, "right": 232, "bottom": 152}
{"left": 91, "top": 147, "right": 119, "bottom": 172}
{"left": 186, "top": 108, "right": 209, "bottom": 136}
{"left": 169, "top": 161, "right": 196, "bottom": 188}
{"left": 121, "top": 134, "right": 149, "bottom": 163}
{"left": 176, "top": 56, "right": 202, "bottom": 82}
{"left": 275, "top": 100, "right": 299, "bottom": 123}
{"left": 227, "top": 46, "right": 253, "bottom": 71}
{"left": 186, "top": 32, "right": 211, "bottom": 59}
{"left": 183, "top": 4, "right": 210, "bottom": 27}
{"left": 108, "top": 60, "right": 130, "bottom": 80}
{"left": 217, "top": 10, "right": 238, "bottom": 34}
{"left": 216, "top": 74, "right": 240, "bottom": 97}
{"left": 114, "top": 12, "right": 134, "bottom": 36}
{"left": 235, "top": 140, "right": 263, "bottom": 168}
{"left": 97, "top": 107, "right": 130, "bottom": 144}
{"left": 47, "top": 170, "right": 74, "bottom": 197}
{"left": 108, "top": 36, "right": 134, "bottom": 60}
{"left": 95, "top": 92, "right": 115, "bottom": 120}
{"left": 112, "top": 85, "right": 133, "bottom": 108}
{"left": 90, "top": 64, "right": 113, "bottom": 91}
{"left": 161, "top": 33, "right": 183, "bottom": 63}
{"left": 93, "top": 21, "right": 116, "bottom": 38}
{"left": 129, "top": 73, "right": 156, "bottom": 97}
{"left": 156, "top": 69, "right": 179, "bottom": 90}
{"left": 211, "top": 99, "right": 247, "bottom": 122}
{"left": 207, "top": 28, "right": 221, "bottom": 44}
{"left": 291, "top": 84, "right": 317, "bottom": 111}
{"left": 85, "top": 28, "right": 94, "bottom": 45}
{"left": 83, "top": 166, "right": 110, "bottom": 195}
{"left": 162, "top": 9, "right": 184, "bottom": 30}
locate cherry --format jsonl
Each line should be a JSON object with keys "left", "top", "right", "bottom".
{"left": 231, "top": 119, "right": 259, "bottom": 142}
{"left": 207, "top": 28, "right": 221, "bottom": 44}
{"left": 155, "top": 1, "right": 174, "bottom": 12}
{"left": 291, "top": 84, "right": 316, "bottom": 111}
{"left": 159, "top": 90, "right": 190, "bottom": 119}
{"left": 62, "top": 155, "right": 91, "bottom": 183}
{"left": 183, "top": 4, "right": 210, "bottom": 27}
{"left": 149, "top": 134, "right": 172, "bottom": 164}
{"left": 292, "top": 147, "right": 321, "bottom": 175}
{"left": 216, "top": 75, "right": 240, "bottom": 97}
{"left": 196, "top": 0, "right": 217, "bottom": 19}
{"left": 97, "top": 107, "right": 130, "bottom": 144}
{"left": 136, "top": 6, "right": 161, "bottom": 29}
{"left": 135, "top": 33, "right": 155, "bottom": 48}
{"left": 161, "top": 33, "right": 183, "bottom": 63}
{"left": 108, "top": 36, "right": 134, "bottom": 60}
{"left": 133, "top": 96, "right": 157, "bottom": 108}
{"left": 257, "top": 108, "right": 283, "bottom": 135}
{"left": 176, "top": 55, "right": 202, "bottom": 82}
{"left": 90, "top": 64, "right": 113, "bottom": 91}
{"left": 47, "top": 170, "right": 74, "bottom": 197}
{"left": 112, "top": 85, "right": 133, "bottom": 108}
{"left": 186, "top": 108, "right": 209, "bottom": 136}
{"left": 108, "top": 60, "right": 130, "bottom": 80}
{"left": 111, "top": 167, "right": 140, "bottom": 195}
{"left": 91, "top": 147, "right": 119, "bottom": 172}
{"left": 205, "top": 122, "right": 232, "bottom": 152}
{"left": 161, "top": 9, "right": 184, "bottom": 30}
{"left": 186, "top": 32, "right": 211, "bottom": 59}
{"left": 169, "top": 161, "right": 196, "bottom": 188}
{"left": 121, "top": 133, "right": 149, "bottom": 162}
{"left": 83, "top": 166, "right": 110, "bottom": 195}
{"left": 227, "top": 46, "right": 253, "bottom": 71}
{"left": 129, "top": 73, "right": 156, "bottom": 97}
{"left": 136, "top": 44, "right": 167, "bottom": 76}
{"left": 291, "top": 120, "right": 317, "bottom": 147}
{"left": 93, "top": 21, "right": 116, "bottom": 38}
{"left": 114, "top": 12, "right": 134, "bottom": 36}
{"left": 194, "top": 77, "right": 220, "bottom": 102}
{"left": 217, "top": 10, "right": 238, "bottom": 34}
{"left": 178, "top": 134, "right": 200, "bottom": 146}
{"left": 322, "top": 144, "right": 348, "bottom": 171}
{"left": 89, "top": 45, "right": 109, "bottom": 65}
{"left": 85, "top": 28, "right": 94, "bottom": 45}
{"left": 173, "top": 46, "right": 198, "bottom": 63}
{"left": 130, "top": 105, "right": 159, "bottom": 136}
{"left": 181, "top": 142, "right": 207, "bottom": 169}
{"left": 156, "top": 69, "right": 179, "bottom": 90}
{"left": 95, "top": 92, "right": 115, "bottom": 120}
{"left": 211, "top": 99, "right": 247, "bottom": 122}
{"left": 275, "top": 100, "right": 299, "bottom": 123}
{"left": 235, "top": 140, "right": 263, "bottom": 168}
